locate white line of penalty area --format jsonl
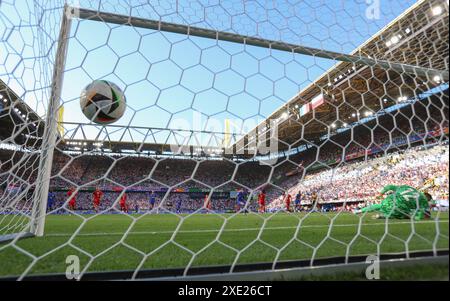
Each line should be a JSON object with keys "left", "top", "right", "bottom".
{"left": 44, "top": 219, "right": 449, "bottom": 237}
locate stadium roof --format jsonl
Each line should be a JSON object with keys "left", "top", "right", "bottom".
{"left": 232, "top": 0, "right": 449, "bottom": 153}
{"left": 0, "top": 78, "right": 44, "bottom": 147}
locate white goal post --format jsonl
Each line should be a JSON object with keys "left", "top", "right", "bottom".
{"left": 30, "top": 5, "right": 73, "bottom": 238}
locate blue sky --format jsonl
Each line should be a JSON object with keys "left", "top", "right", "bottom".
{"left": 0, "top": 0, "right": 418, "bottom": 145}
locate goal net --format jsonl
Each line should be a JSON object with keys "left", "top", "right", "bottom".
{"left": 0, "top": 0, "right": 448, "bottom": 280}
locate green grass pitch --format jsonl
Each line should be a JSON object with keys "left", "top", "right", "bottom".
{"left": 0, "top": 212, "right": 448, "bottom": 278}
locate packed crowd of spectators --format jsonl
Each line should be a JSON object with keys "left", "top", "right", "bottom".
{"left": 38, "top": 140, "right": 448, "bottom": 214}
{"left": 1, "top": 120, "right": 448, "bottom": 214}
{"left": 267, "top": 142, "right": 449, "bottom": 211}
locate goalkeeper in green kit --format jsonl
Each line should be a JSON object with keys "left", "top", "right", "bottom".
{"left": 353, "top": 184, "right": 433, "bottom": 221}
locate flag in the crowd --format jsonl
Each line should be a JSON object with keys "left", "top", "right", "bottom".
{"left": 310, "top": 93, "right": 325, "bottom": 110}
{"left": 299, "top": 103, "right": 311, "bottom": 116}
{"left": 57, "top": 105, "right": 65, "bottom": 140}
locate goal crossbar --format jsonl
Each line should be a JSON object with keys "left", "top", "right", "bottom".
{"left": 72, "top": 6, "right": 449, "bottom": 82}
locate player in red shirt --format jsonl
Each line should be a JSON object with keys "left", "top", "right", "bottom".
{"left": 258, "top": 190, "right": 266, "bottom": 213}
{"left": 67, "top": 187, "right": 77, "bottom": 211}
{"left": 283, "top": 192, "right": 292, "bottom": 212}
{"left": 204, "top": 194, "right": 212, "bottom": 211}
{"left": 120, "top": 192, "right": 128, "bottom": 213}
{"left": 92, "top": 187, "right": 103, "bottom": 212}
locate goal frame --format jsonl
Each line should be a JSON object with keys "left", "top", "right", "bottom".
{"left": 0, "top": 2, "right": 447, "bottom": 280}
{"left": 22, "top": 3, "right": 449, "bottom": 238}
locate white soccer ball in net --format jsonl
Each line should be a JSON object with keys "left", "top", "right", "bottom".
{"left": 80, "top": 80, "right": 126, "bottom": 124}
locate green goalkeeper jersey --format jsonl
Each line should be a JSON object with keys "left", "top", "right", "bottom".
{"left": 361, "top": 185, "right": 430, "bottom": 220}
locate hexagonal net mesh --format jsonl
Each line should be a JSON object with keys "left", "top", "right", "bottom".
{"left": 0, "top": 0, "right": 448, "bottom": 280}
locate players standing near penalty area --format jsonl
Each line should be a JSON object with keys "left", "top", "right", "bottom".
{"left": 149, "top": 191, "right": 157, "bottom": 211}
{"left": 204, "top": 194, "right": 212, "bottom": 212}
{"left": 294, "top": 192, "right": 302, "bottom": 212}
{"left": 258, "top": 189, "right": 266, "bottom": 213}
{"left": 47, "top": 191, "right": 56, "bottom": 212}
{"left": 236, "top": 189, "right": 247, "bottom": 214}
{"left": 119, "top": 191, "right": 128, "bottom": 213}
{"left": 67, "top": 187, "right": 77, "bottom": 211}
{"left": 176, "top": 197, "right": 182, "bottom": 214}
{"left": 92, "top": 187, "right": 103, "bottom": 212}
{"left": 311, "top": 191, "right": 319, "bottom": 212}
{"left": 283, "top": 192, "right": 292, "bottom": 212}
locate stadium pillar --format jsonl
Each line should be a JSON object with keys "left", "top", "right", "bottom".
{"left": 30, "top": 5, "right": 73, "bottom": 237}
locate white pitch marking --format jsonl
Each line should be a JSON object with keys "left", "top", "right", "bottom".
{"left": 44, "top": 220, "right": 449, "bottom": 237}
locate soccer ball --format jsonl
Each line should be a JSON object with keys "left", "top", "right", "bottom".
{"left": 80, "top": 80, "right": 126, "bottom": 124}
